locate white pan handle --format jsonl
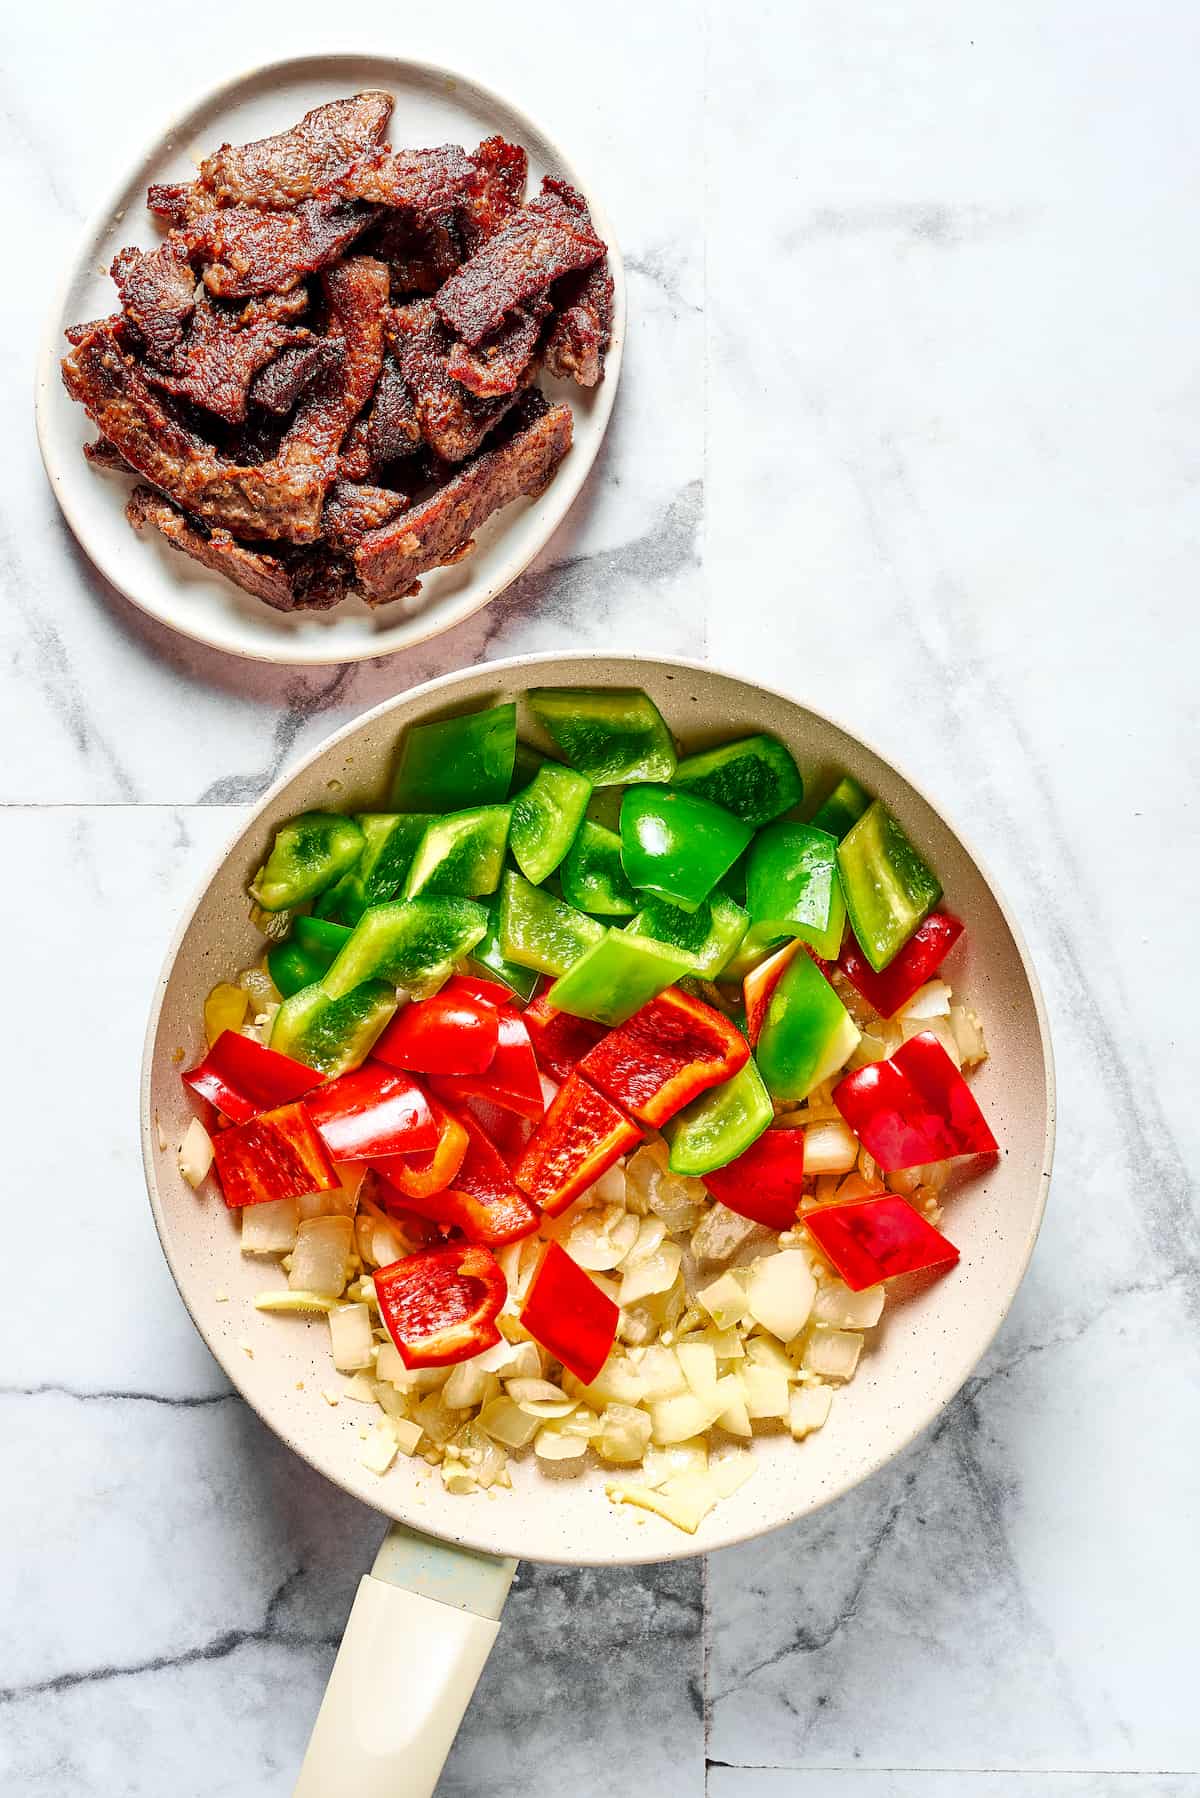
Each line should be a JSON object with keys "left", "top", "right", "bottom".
{"left": 294, "top": 1523, "right": 517, "bottom": 1798}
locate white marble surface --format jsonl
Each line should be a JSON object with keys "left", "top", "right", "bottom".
{"left": 2, "top": 1, "right": 1198, "bottom": 1794}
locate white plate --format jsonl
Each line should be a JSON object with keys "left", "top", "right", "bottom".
{"left": 35, "top": 55, "right": 624, "bottom": 665}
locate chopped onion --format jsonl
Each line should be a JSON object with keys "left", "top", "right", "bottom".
{"left": 676, "top": 1340, "right": 720, "bottom": 1405}
{"left": 358, "top": 1417, "right": 399, "bottom": 1476}
{"left": 589, "top": 1161, "right": 628, "bottom": 1208}
{"left": 594, "top": 1402, "right": 652, "bottom": 1463}
{"left": 709, "top": 1452, "right": 755, "bottom": 1499}
{"left": 697, "top": 1270, "right": 748, "bottom": 1330}
{"left": 289, "top": 1215, "right": 354, "bottom": 1299}
{"left": 900, "top": 1013, "right": 961, "bottom": 1066}
{"left": 564, "top": 1214, "right": 626, "bottom": 1271}
{"left": 414, "top": 1390, "right": 468, "bottom": 1445}
{"left": 254, "top": 1289, "right": 335, "bottom": 1313}
{"left": 624, "top": 1216, "right": 668, "bottom": 1266}
{"left": 341, "top": 1371, "right": 378, "bottom": 1403}
{"left": 178, "top": 1117, "right": 214, "bottom": 1188}
{"left": 802, "top": 1119, "right": 860, "bottom": 1176}
{"left": 328, "top": 1302, "right": 374, "bottom": 1372}
{"left": 240, "top": 1197, "right": 299, "bottom": 1256}
{"left": 204, "top": 982, "right": 249, "bottom": 1046}
{"left": 534, "top": 1425, "right": 587, "bottom": 1460}
{"left": 812, "top": 1281, "right": 885, "bottom": 1329}
{"left": 789, "top": 1385, "right": 833, "bottom": 1439}
{"left": 742, "top": 1363, "right": 789, "bottom": 1420}
{"left": 644, "top": 1438, "right": 708, "bottom": 1489}
{"left": 744, "top": 1251, "right": 817, "bottom": 1341}
{"left": 650, "top": 1391, "right": 722, "bottom": 1445}
{"left": 897, "top": 979, "right": 952, "bottom": 1020}
{"left": 619, "top": 1242, "right": 682, "bottom": 1307}
{"left": 744, "top": 1334, "right": 793, "bottom": 1377}
{"left": 443, "top": 1359, "right": 500, "bottom": 1410}
{"left": 571, "top": 1351, "right": 647, "bottom": 1408}
{"left": 636, "top": 1344, "right": 688, "bottom": 1401}
{"left": 478, "top": 1395, "right": 541, "bottom": 1449}
{"left": 473, "top": 1338, "right": 542, "bottom": 1380}
{"left": 506, "top": 1377, "right": 577, "bottom": 1418}
{"left": 297, "top": 1163, "right": 363, "bottom": 1221}
{"left": 714, "top": 1372, "right": 751, "bottom": 1436}
{"left": 951, "top": 1005, "right": 988, "bottom": 1068}
{"left": 392, "top": 1417, "right": 424, "bottom": 1457}
{"left": 802, "top": 1326, "right": 864, "bottom": 1381}
{"left": 627, "top": 1141, "right": 708, "bottom": 1231}
{"left": 691, "top": 1202, "right": 765, "bottom": 1266}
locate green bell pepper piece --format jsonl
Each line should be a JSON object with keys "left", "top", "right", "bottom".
{"left": 251, "top": 812, "right": 365, "bottom": 912}
{"left": 270, "top": 978, "right": 398, "bottom": 1077}
{"left": 496, "top": 869, "right": 605, "bottom": 977}
{"left": 672, "top": 734, "right": 803, "bottom": 830}
{"left": 315, "top": 813, "right": 435, "bottom": 924}
{"left": 619, "top": 786, "right": 753, "bottom": 914}
{"left": 837, "top": 801, "right": 942, "bottom": 972}
{"left": 559, "top": 820, "right": 638, "bottom": 915}
{"left": 746, "top": 822, "right": 847, "bottom": 961}
{"left": 663, "top": 1058, "right": 773, "bottom": 1177}
{"left": 810, "top": 774, "right": 870, "bottom": 841}
{"left": 389, "top": 703, "right": 517, "bottom": 812}
{"left": 627, "top": 891, "right": 748, "bottom": 978}
{"left": 510, "top": 740, "right": 550, "bottom": 794}
{"left": 547, "top": 929, "right": 695, "bottom": 1026}
{"left": 466, "top": 901, "right": 539, "bottom": 1001}
{"left": 403, "top": 806, "right": 512, "bottom": 900}
{"left": 267, "top": 917, "right": 352, "bottom": 998}
{"left": 323, "top": 897, "right": 489, "bottom": 1001}
{"left": 528, "top": 688, "right": 677, "bottom": 785}
{"left": 754, "top": 947, "right": 861, "bottom": 1102}
{"left": 509, "top": 765, "right": 592, "bottom": 885}
{"left": 719, "top": 924, "right": 790, "bottom": 984}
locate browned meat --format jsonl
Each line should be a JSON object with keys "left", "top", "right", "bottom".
{"left": 66, "top": 315, "right": 126, "bottom": 346}
{"left": 367, "top": 210, "right": 463, "bottom": 295}
{"left": 366, "top": 354, "right": 422, "bottom": 462}
{"left": 332, "top": 145, "right": 475, "bottom": 215}
{"left": 545, "top": 262, "right": 614, "bottom": 388}
{"left": 144, "top": 297, "right": 312, "bottom": 424}
{"left": 337, "top": 416, "right": 374, "bottom": 482}
{"left": 237, "top": 287, "right": 310, "bottom": 327}
{"left": 446, "top": 298, "right": 549, "bottom": 398}
{"left": 289, "top": 545, "right": 354, "bottom": 610}
{"left": 111, "top": 241, "right": 196, "bottom": 365}
{"left": 126, "top": 484, "right": 298, "bottom": 608}
{"left": 146, "top": 183, "right": 197, "bottom": 228}
{"left": 189, "top": 197, "right": 380, "bottom": 299}
{"left": 460, "top": 136, "right": 528, "bottom": 250}
{"left": 200, "top": 92, "right": 394, "bottom": 209}
{"left": 277, "top": 256, "right": 388, "bottom": 467}
{"left": 322, "top": 479, "right": 410, "bottom": 553}
{"left": 434, "top": 199, "right": 603, "bottom": 346}
{"left": 83, "top": 437, "right": 132, "bottom": 470}
{"left": 353, "top": 394, "right": 572, "bottom": 602}
{"left": 250, "top": 339, "right": 339, "bottom": 415}
{"left": 388, "top": 299, "right": 530, "bottom": 462}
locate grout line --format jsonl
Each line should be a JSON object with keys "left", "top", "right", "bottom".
{"left": 702, "top": 1763, "right": 1200, "bottom": 1777}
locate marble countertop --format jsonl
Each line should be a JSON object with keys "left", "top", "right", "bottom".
{"left": 3, "top": 1, "right": 1198, "bottom": 1793}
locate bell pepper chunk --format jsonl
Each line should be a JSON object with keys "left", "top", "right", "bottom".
{"left": 464, "top": 901, "right": 540, "bottom": 1001}
{"left": 509, "top": 764, "right": 593, "bottom": 885}
{"left": 322, "top": 897, "right": 489, "bottom": 1002}
{"left": 671, "top": 733, "right": 804, "bottom": 830}
{"left": 559, "top": 820, "right": 638, "bottom": 916}
{"left": 619, "top": 786, "right": 753, "bottom": 914}
{"left": 515, "top": 1073, "right": 641, "bottom": 1216}
{"left": 303, "top": 1066, "right": 438, "bottom": 1162}
{"left": 746, "top": 822, "right": 847, "bottom": 961}
{"left": 497, "top": 868, "right": 605, "bottom": 977}
{"left": 547, "top": 929, "right": 696, "bottom": 1027}
{"left": 372, "top": 1096, "right": 469, "bottom": 1198}
{"left": 389, "top": 703, "right": 517, "bottom": 812}
{"left": 578, "top": 988, "right": 749, "bottom": 1128}
{"left": 662, "top": 1057, "right": 773, "bottom": 1178}
{"left": 211, "top": 1101, "right": 339, "bottom": 1208}
{"left": 721, "top": 923, "right": 790, "bottom": 983}
{"left": 701, "top": 1125, "right": 806, "bottom": 1230}
{"left": 270, "top": 980, "right": 398, "bottom": 1077}
{"left": 182, "top": 1030, "right": 322, "bottom": 1123}
{"left": 431, "top": 1011, "right": 545, "bottom": 1120}
{"left": 528, "top": 687, "right": 677, "bottom": 785}
{"left": 833, "top": 1030, "right": 998, "bottom": 1171}
{"left": 403, "top": 805, "right": 512, "bottom": 900}
{"left": 519, "top": 1240, "right": 618, "bottom": 1385}
{"left": 627, "top": 891, "right": 748, "bottom": 979}
{"left": 521, "top": 992, "right": 606, "bottom": 1082}
{"left": 743, "top": 937, "right": 804, "bottom": 1046}
{"left": 375, "top": 1243, "right": 507, "bottom": 1368}
{"left": 443, "top": 972, "right": 516, "bottom": 1008}
{"left": 250, "top": 811, "right": 365, "bottom": 912}
{"left": 409, "top": 1104, "right": 541, "bottom": 1243}
{"left": 810, "top": 774, "right": 870, "bottom": 841}
{"left": 803, "top": 1194, "right": 959, "bottom": 1290}
{"left": 316, "top": 814, "right": 437, "bottom": 924}
{"left": 373, "top": 990, "right": 500, "bottom": 1077}
{"left": 755, "top": 946, "right": 861, "bottom": 1102}
{"left": 838, "top": 801, "right": 942, "bottom": 973}
{"left": 452, "top": 1094, "right": 537, "bottom": 1169}
{"left": 839, "top": 912, "right": 964, "bottom": 1018}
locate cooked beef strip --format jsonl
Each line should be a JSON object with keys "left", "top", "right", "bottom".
{"left": 199, "top": 92, "right": 394, "bottom": 209}
{"left": 459, "top": 136, "right": 528, "bottom": 251}
{"left": 446, "top": 298, "right": 550, "bottom": 398}
{"left": 126, "top": 484, "right": 298, "bottom": 608}
{"left": 388, "top": 299, "right": 530, "bottom": 462}
{"left": 250, "top": 339, "right": 341, "bottom": 416}
{"left": 544, "top": 259, "right": 614, "bottom": 387}
{"left": 188, "top": 196, "right": 381, "bottom": 299}
{"left": 144, "top": 296, "right": 313, "bottom": 425}
{"left": 337, "top": 416, "right": 374, "bottom": 483}
{"left": 110, "top": 240, "right": 196, "bottom": 365}
{"left": 66, "top": 315, "right": 125, "bottom": 346}
{"left": 331, "top": 145, "right": 475, "bottom": 215}
{"left": 366, "top": 354, "right": 422, "bottom": 462}
{"left": 237, "top": 287, "right": 310, "bottom": 327}
{"left": 83, "top": 437, "right": 132, "bottom": 470}
{"left": 353, "top": 393, "right": 572, "bottom": 602}
{"left": 434, "top": 195, "right": 604, "bottom": 346}
{"left": 366, "top": 209, "right": 463, "bottom": 295}
{"left": 322, "top": 478, "right": 410, "bottom": 553}
{"left": 146, "top": 183, "right": 197, "bottom": 228}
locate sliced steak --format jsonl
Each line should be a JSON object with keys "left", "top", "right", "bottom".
{"left": 250, "top": 339, "right": 341, "bottom": 416}
{"left": 189, "top": 196, "right": 380, "bottom": 298}
{"left": 200, "top": 92, "right": 394, "bottom": 209}
{"left": 367, "top": 209, "right": 463, "bottom": 295}
{"left": 144, "top": 297, "right": 313, "bottom": 425}
{"left": 544, "top": 261, "right": 614, "bottom": 388}
{"left": 237, "top": 287, "right": 310, "bottom": 327}
{"left": 126, "top": 485, "right": 298, "bottom": 609}
{"left": 460, "top": 136, "right": 528, "bottom": 250}
{"left": 353, "top": 394, "right": 572, "bottom": 603}
{"left": 388, "top": 299, "right": 528, "bottom": 462}
{"left": 446, "top": 298, "right": 549, "bottom": 398}
{"left": 434, "top": 196, "right": 603, "bottom": 346}
{"left": 332, "top": 145, "right": 475, "bottom": 216}
{"left": 366, "top": 354, "right": 422, "bottom": 463}
{"left": 83, "top": 437, "right": 133, "bottom": 471}
{"left": 322, "top": 479, "right": 410, "bottom": 554}
{"left": 110, "top": 240, "right": 197, "bottom": 365}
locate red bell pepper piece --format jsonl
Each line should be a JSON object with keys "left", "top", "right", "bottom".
{"left": 515, "top": 1073, "right": 642, "bottom": 1217}
{"left": 443, "top": 972, "right": 516, "bottom": 1009}
{"left": 211, "top": 1101, "right": 339, "bottom": 1208}
{"left": 833, "top": 1030, "right": 998, "bottom": 1171}
{"left": 701, "top": 1125, "right": 806, "bottom": 1231}
{"left": 370, "top": 1096, "right": 469, "bottom": 1199}
{"left": 521, "top": 991, "right": 606, "bottom": 1083}
{"left": 452, "top": 1093, "right": 538, "bottom": 1170}
{"left": 578, "top": 988, "right": 749, "bottom": 1128}
{"left": 839, "top": 913, "right": 963, "bottom": 1018}
{"left": 743, "top": 938, "right": 804, "bottom": 1045}
{"left": 519, "top": 1240, "right": 618, "bottom": 1384}
{"left": 383, "top": 1104, "right": 540, "bottom": 1245}
{"left": 803, "top": 1194, "right": 960, "bottom": 1289}
{"left": 431, "top": 1011, "right": 545, "bottom": 1120}
{"left": 374, "top": 1244, "right": 507, "bottom": 1368}
{"left": 373, "top": 990, "right": 500, "bottom": 1078}
{"left": 303, "top": 1065, "right": 438, "bottom": 1163}
{"left": 182, "top": 1030, "right": 321, "bottom": 1124}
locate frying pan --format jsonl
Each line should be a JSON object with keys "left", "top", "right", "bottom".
{"left": 140, "top": 653, "right": 1055, "bottom": 1795}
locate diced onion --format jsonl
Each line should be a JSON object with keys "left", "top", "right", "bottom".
{"left": 506, "top": 1377, "right": 577, "bottom": 1418}
{"left": 178, "top": 1117, "right": 214, "bottom": 1188}
{"left": 240, "top": 1197, "right": 299, "bottom": 1256}
{"left": 534, "top": 1426, "right": 587, "bottom": 1460}
{"left": 359, "top": 1417, "right": 399, "bottom": 1476}
{"left": 951, "top": 1005, "right": 988, "bottom": 1068}
{"left": 897, "top": 980, "right": 952, "bottom": 1020}
{"left": 289, "top": 1216, "right": 354, "bottom": 1299}
{"left": 691, "top": 1204, "right": 764, "bottom": 1266}
{"left": 802, "top": 1326, "right": 864, "bottom": 1381}
{"left": 802, "top": 1119, "right": 860, "bottom": 1176}
{"left": 619, "top": 1242, "right": 682, "bottom": 1307}
{"left": 697, "top": 1270, "right": 748, "bottom": 1330}
{"left": 442, "top": 1358, "right": 499, "bottom": 1410}
{"left": 478, "top": 1396, "right": 542, "bottom": 1449}
{"left": 714, "top": 1372, "right": 751, "bottom": 1436}
{"left": 742, "top": 1363, "right": 789, "bottom": 1419}
{"left": 636, "top": 1344, "right": 688, "bottom": 1401}
{"left": 644, "top": 1438, "right": 708, "bottom": 1489}
{"left": 676, "top": 1340, "right": 720, "bottom": 1405}
{"left": 594, "top": 1403, "right": 652, "bottom": 1463}
{"left": 328, "top": 1302, "right": 374, "bottom": 1372}
{"left": 789, "top": 1385, "right": 833, "bottom": 1439}
{"left": 650, "top": 1391, "right": 722, "bottom": 1445}
{"left": 812, "top": 1281, "right": 885, "bottom": 1329}
{"left": 254, "top": 1289, "right": 335, "bottom": 1313}
{"left": 204, "top": 982, "right": 249, "bottom": 1046}
{"left": 744, "top": 1251, "right": 816, "bottom": 1341}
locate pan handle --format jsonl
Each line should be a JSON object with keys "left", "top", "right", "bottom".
{"left": 293, "top": 1522, "right": 517, "bottom": 1798}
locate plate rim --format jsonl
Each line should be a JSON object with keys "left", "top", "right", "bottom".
{"left": 34, "top": 52, "right": 625, "bottom": 666}
{"left": 140, "top": 649, "right": 1057, "bottom": 1566}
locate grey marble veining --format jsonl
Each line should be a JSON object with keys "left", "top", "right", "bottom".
{"left": 3, "top": 0, "right": 1199, "bottom": 1794}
